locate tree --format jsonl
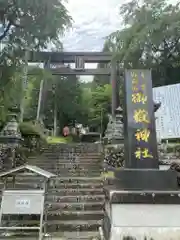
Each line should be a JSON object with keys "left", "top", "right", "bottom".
{"left": 0, "top": 0, "right": 72, "bottom": 124}
{"left": 53, "top": 74, "right": 84, "bottom": 130}
{"left": 0, "top": 0, "right": 72, "bottom": 88}
{"left": 23, "top": 67, "right": 48, "bottom": 120}
{"left": 0, "top": 0, "right": 71, "bottom": 52}
{"left": 104, "top": 0, "right": 180, "bottom": 86}
{"left": 88, "top": 84, "right": 112, "bottom": 132}
{"left": 93, "top": 43, "right": 111, "bottom": 87}
{"left": 24, "top": 67, "right": 88, "bottom": 133}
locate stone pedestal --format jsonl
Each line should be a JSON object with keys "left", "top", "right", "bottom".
{"left": 104, "top": 107, "right": 125, "bottom": 170}
{"left": 103, "top": 189, "right": 180, "bottom": 240}
{"left": 104, "top": 106, "right": 124, "bottom": 145}
{"left": 0, "top": 108, "right": 22, "bottom": 170}
{"left": 102, "top": 70, "right": 180, "bottom": 240}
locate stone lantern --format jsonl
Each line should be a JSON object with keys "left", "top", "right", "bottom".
{"left": 0, "top": 107, "right": 22, "bottom": 170}
{"left": 104, "top": 106, "right": 124, "bottom": 145}
{"left": 103, "top": 106, "right": 125, "bottom": 170}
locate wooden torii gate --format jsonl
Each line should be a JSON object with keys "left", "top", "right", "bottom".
{"left": 25, "top": 51, "right": 120, "bottom": 122}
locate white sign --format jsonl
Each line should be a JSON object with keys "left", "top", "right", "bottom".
{"left": 153, "top": 83, "right": 180, "bottom": 139}
{"left": 15, "top": 199, "right": 30, "bottom": 208}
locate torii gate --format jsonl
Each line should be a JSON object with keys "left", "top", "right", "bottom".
{"left": 26, "top": 51, "right": 120, "bottom": 121}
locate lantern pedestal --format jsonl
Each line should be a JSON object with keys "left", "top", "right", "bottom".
{"left": 0, "top": 107, "right": 22, "bottom": 170}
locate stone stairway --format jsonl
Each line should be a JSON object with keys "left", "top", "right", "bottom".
{"left": 26, "top": 143, "right": 104, "bottom": 239}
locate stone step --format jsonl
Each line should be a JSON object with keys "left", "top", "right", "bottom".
{"left": 49, "top": 177, "right": 103, "bottom": 185}
{"left": 48, "top": 167, "right": 102, "bottom": 173}
{"left": 43, "top": 150, "right": 101, "bottom": 153}
{"left": 43, "top": 147, "right": 101, "bottom": 152}
{"left": 40, "top": 167, "right": 102, "bottom": 173}
{"left": 47, "top": 194, "right": 105, "bottom": 203}
{"left": 28, "top": 160, "right": 102, "bottom": 166}
{"left": 10, "top": 181, "right": 103, "bottom": 191}
{"left": 44, "top": 143, "right": 100, "bottom": 147}
{"left": 0, "top": 231, "right": 100, "bottom": 239}
{"left": 42, "top": 152, "right": 101, "bottom": 155}
{"left": 47, "top": 171, "right": 101, "bottom": 177}
{"left": 3, "top": 220, "right": 102, "bottom": 231}
{"left": 47, "top": 210, "right": 104, "bottom": 221}
{"left": 29, "top": 158, "right": 102, "bottom": 164}
{"left": 51, "top": 177, "right": 102, "bottom": 182}
{"left": 28, "top": 170, "right": 101, "bottom": 177}
{"left": 32, "top": 165, "right": 102, "bottom": 171}
{"left": 45, "top": 163, "right": 102, "bottom": 169}
{"left": 35, "top": 158, "right": 101, "bottom": 162}
{"left": 49, "top": 182, "right": 103, "bottom": 189}
{"left": 8, "top": 176, "right": 103, "bottom": 184}
{"left": 46, "top": 201, "right": 104, "bottom": 211}
{"left": 46, "top": 220, "right": 102, "bottom": 232}
{"left": 39, "top": 153, "right": 101, "bottom": 157}
{"left": 47, "top": 159, "right": 101, "bottom": 167}
{"left": 41, "top": 152, "right": 101, "bottom": 156}
{"left": 48, "top": 188, "right": 103, "bottom": 196}
{"left": 53, "top": 231, "right": 100, "bottom": 239}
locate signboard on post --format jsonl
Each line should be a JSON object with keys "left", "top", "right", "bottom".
{"left": 15, "top": 199, "right": 30, "bottom": 208}
{"left": 75, "top": 56, "right": 84, "bottom": 70}
{"left": 1, "top": 190, "right": 44, "bottom": 215}
{"left": 124, "top": 69, "right": 158, "bottom": 169}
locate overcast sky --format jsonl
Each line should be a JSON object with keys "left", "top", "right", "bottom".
{"left": 61, "top": 0, "right": 122, "bottom": 81}
{"left": 61, "top": 0, "right": 178, "bottom": 81}
{"left": 62, "top": 0, "right": 122, "bottom": 52}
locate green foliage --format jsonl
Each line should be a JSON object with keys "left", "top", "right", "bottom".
{"left": 22, "top": 69, "right": 89, "bottom": 134}
{"left": 93, "top": 44, "right": 111, "bottom": 87}
{"left": 41, "top": 74, "right": 85, "bottom": 131}
{"left": 0, "top": 0, "right": 72, "bottom": 50}
{"left": 18, "top": 121, "right": 47, "bottom": 159}
{"left": 0, "top": 0, "right": 72, "bottom": 94}
{"left": 23, "top": 67, "right": 52, "bottom": 120}
{"left": 19, "top": 121, "right": 46, "bottom": 139}
{"left": 0, "top": 0, "right": 72, "bottom": 125}
{"left": 99, "top": 0, "right": 180, "bottom": 87}
{"left": 0, "top": 70, "right": 22, "bottom": 124}
{"left": 88, "top": 84, "right": 112, "bottom": 132}
{"left": 47, "top": 136, "right": 73, "bottom": 144}
{"left": 19, "top": 122, "right": 43, "bottom": 137}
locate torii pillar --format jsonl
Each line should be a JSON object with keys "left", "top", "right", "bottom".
{"left": 110, "top": 62, "right": 119, "bottom": 118}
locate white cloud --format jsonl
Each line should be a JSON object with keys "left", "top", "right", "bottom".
{"left": 62, "top": 0, "right": 179, "bottom": 52}
{"left": 61, "top": 0, "right": 178, "bottom": 81}
{"left": 62, "top": 0, "right": 122, "bottom": 52}
{"left": 61, "top": 0, "right": 123, "bottom": 81}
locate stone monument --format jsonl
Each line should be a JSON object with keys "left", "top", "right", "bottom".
{"left": 102, "top": 69, "right": 180, "bottom": 240}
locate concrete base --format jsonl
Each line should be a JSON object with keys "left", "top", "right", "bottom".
{"left": 111, "top": 227, "right": 180, "bottom": 240}
{"left": 102, "top": 190, "right": 180, "bottom": 240}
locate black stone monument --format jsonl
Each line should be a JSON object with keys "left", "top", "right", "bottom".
{"left": 112, "top": 69, "right": 178, "bottom": 190}
{"left": 103, "top": 69, "right": 180, "bottom": 240}
{"left": 123, "top": 69, "right": 158, "bottom": 169}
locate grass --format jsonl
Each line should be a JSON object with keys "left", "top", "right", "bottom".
{"left": 101, "top": 171, "right": 115, "bottom": 179}
{"left": 46, "top": 136, "right": 73, "bottom": 144}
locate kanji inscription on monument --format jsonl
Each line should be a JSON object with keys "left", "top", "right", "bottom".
{"left": 124, "top": 69, "right": 158, "bottom": 169}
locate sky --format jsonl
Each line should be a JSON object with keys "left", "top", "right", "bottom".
{"left": 62, "top": 0, "right": 178, "bottom": 51}
{"left": 62, "top": 0, "right": 122, "bottom": 52}
{"left": 61, "top": 0, "right": 123, "bottom": 81}
{"left": 61, "top": 0, "right": 178, "bottom": 81}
